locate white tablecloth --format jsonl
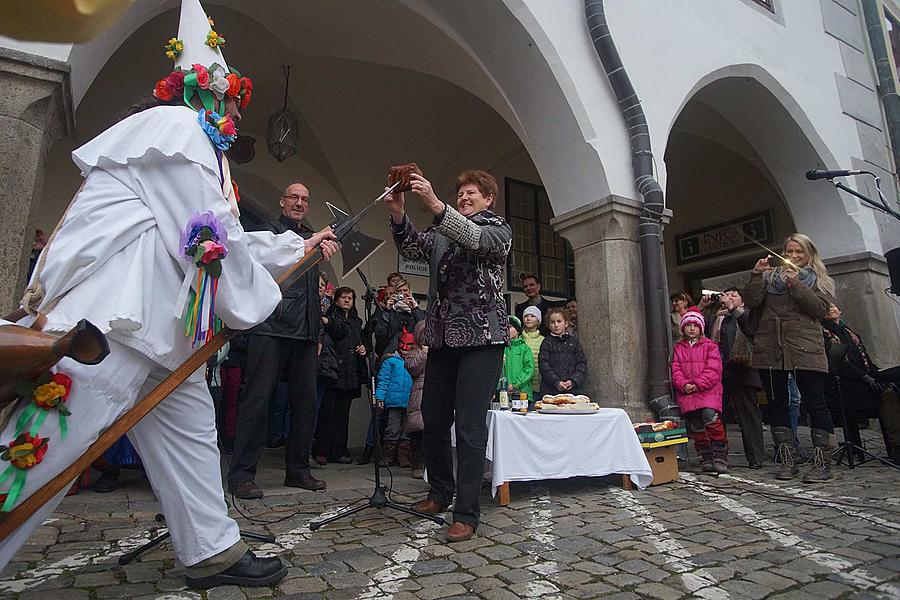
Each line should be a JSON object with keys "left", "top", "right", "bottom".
{"left": 485, "top": 408, "right": 654, "bottom": 496}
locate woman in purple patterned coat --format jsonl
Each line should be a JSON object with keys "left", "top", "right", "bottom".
{"left": 387, "top": 169, "right": 511, "bottom": 543}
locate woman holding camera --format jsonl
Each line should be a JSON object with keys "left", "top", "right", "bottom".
{"left": 744, "top": 233, "right": 836, "bottom": 482}
{"left": 387, "top": 169, "right": 511, "bottom": 542}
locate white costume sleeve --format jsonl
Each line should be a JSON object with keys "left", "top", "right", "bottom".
{"left": 107, "top": 154, "right": 300, "bottom": 330}
{"left": 245, "top": 230, "right": 307, "bottom": 276}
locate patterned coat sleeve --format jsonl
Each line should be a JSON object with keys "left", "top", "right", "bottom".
{"left": 434, "top": 204, "right": 512, "bottom": 261}
{"left": 391, "top": 216, "right": 436, "bottom": 262}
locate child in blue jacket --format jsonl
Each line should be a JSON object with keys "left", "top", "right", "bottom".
{"left": 375, "top": 331, "right": 414, "bottom": 465}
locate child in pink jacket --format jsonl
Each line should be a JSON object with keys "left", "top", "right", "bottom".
{"left": 671, "top": 307, "right": 728, "bottom": 473}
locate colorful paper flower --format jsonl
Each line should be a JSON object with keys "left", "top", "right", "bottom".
{"left": 240, "top": 88, "right": 252, "bottom": 109}
{"left": 197, "top": 109, "right": 236, "bottom": 151}
{"left": 164, "top": 37, "right": 184, "bottom": 60}
{"left": 209, "top": 66, "right": 231, "bottom": 98}
{"left": 225, "top": 73, "right": 241, "bottom": 97}
{"left": 216, "top": 113, "right": 237, "bottom": 136}
{"left": 2, "top": 433, "right": 48, "bottom": 470}
{"left": 199, "top": 240, "right": 227, "bottom": 264}
{"left": 192, "top": 63, "right": 210, "bottom": 89}
{"left": 165, "top": 70, "right": 185, "bottom": 95}
{"left": 181, "top": 211, "right": 229, "bottom": 257}
{"left": 206, "top": 30, "right": 225, "bottom": 49}
{"left": 154, "top": 79, "right": 175, "bottom": 101}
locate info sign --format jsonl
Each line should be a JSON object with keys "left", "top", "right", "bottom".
{"left": 674, "top": 211, "right": 774, "bottom": 265}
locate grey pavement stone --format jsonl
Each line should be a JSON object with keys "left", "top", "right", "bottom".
{"left": 322, "top": 571, "right": 372, "bottom": 589}
{"left": 568, "top": 582, "right": 618, "bottom": 598}
{"left": 417, "top": 583, "right": 469, "bottom": 599}
{"left": 72, "top": 571, "right": 120, "bottom": 587}
{"left": 95, "top": 583, "right": 156, "bottom": 598}
{"left": 409, "top": 558, "right": 457, "bottom": 576}
{"left": 278, "top": 576, "right": 328, "bottom": 594}
{"left": 27, "top": 591, "right": 90, "bottom": 600}
{"left": 207, "top": 585, "right": 248, "bottom": 600}
{"left": 496, "top": 567, "right": 537, "bottom": 584}
{"left": 634, "top": 582, "right": 685, "bottom": 600}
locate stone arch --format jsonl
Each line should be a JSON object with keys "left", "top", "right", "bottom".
{"left": 665, "top": 63, "right": 865, "bottom": 258}
{"left": 62, "top": 0, "right": 610, "bottom": 218}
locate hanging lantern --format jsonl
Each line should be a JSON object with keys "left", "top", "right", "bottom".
{"left": 266, "top": 65, "right": 299, "bottom": 162}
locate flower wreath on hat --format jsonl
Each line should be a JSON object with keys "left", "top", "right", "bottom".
{"left": 152, "top": 12, "right": 252, "bottom": 153}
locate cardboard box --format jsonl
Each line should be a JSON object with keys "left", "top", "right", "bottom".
{"left": 644, "top": 444, "right": 681, "bottom": 486}
{"left": 637, "top": 428, "right": 687, "bottom": 444}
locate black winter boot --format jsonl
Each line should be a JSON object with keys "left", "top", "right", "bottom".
{"left": 698, "top": 446, "right": 714, "bottom": 472}
{"left": 802, "top": 429, "right": 834, "bottom": 483}
{"left": 711, "top": 441, "right": 729, "bottom": 474}
{"left": 772, "top": 426, "right": 800, "bottom": 480}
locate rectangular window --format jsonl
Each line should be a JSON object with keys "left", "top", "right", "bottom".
{"left": 505, "top": 178, "right": 575, "bottom": 298}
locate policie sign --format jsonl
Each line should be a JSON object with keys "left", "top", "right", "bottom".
{"left": 674, "top": 211, "right": 774, "bottom": 265}
{"left": 399, "top": 256, "right": 430, "bottom": 277}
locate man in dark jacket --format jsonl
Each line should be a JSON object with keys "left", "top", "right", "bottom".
{"left": 514, "top": 273, "right": 564, "bottom": 336}
{"left": 709, "top": 288, "right": 764, "bottom": 468}
{"left": 228, "top": 182, "right": 343, "bottom": 498}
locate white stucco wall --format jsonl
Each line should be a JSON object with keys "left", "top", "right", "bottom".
{"left": 512, "top": 0, "right": 896, "bottom": 257}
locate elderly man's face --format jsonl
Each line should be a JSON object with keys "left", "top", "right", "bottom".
{"left": 281, "top": 183, "right": 309, "bottom": 224}
{"left": 522, "top": 277, "right": 541, "bottom": 299}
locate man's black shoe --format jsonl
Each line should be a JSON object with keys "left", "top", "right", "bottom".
{"left": 284, "top": 473, "right": 327, "bottom": 491}
{"left": 230, "top": 480, "right": 264, "bottom": 499}
{"left": 186, "top": 550, "right": 287, "bottom": 588}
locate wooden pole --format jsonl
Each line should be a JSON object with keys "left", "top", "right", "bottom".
{"left": 0, "top": 248, "right": 323, "bottom": 541}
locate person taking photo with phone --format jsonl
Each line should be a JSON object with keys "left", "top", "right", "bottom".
{"left": 744, "top": 233, "right": 836, "bottom": 482}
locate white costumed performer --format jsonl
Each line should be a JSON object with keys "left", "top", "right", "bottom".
{"left": 0, "top": 0, "right": 337, "bottom": 588}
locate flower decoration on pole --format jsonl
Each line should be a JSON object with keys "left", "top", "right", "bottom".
{"left": 177, "top": 211, "right": 229, "bottom": 347}
{"left": 14, "top": 372, "right": 73, "bottom": 441}
{"left": 164, "top": 37, "right": 184, "bottom": 60}
{"left": 0, "top": 432, "right": 49, "bottom": 513}
{"left": 266, "top": 65, "right": 299, "bottom": 162}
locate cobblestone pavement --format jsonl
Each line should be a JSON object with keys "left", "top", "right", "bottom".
{"left": 1, "top": 426, "right": 899, "bottom": 599}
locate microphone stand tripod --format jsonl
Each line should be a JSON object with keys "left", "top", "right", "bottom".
{"left": 308, "top": 269, "right": 443, "bottom": 530}
{"left": 118, "top": 513, "right": 275, "bottom": 565}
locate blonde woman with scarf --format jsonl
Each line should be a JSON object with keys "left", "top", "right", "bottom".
{"left": 744, "top": 233, "right": 836, "bottom": 483}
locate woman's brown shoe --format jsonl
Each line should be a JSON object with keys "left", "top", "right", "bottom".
{"left": 412, "top": 499, "right": 446, "bottom": 515}
{"left": 446, "top": 522, "right": 475, "bottom": 542}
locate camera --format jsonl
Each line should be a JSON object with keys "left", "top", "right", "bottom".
{"left": 701, "top": 289, "right": 722, "bottom": 304}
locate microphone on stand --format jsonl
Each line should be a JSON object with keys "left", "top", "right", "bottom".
{"left": 805, "top": 168, "right": 869, "bottom": 180}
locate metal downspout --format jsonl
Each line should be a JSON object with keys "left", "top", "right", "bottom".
{"left": 584, "top": 1, "right": 672, "bottom": 408}
{"left": 861, "top": 0, "right": 900, "bottom": 176}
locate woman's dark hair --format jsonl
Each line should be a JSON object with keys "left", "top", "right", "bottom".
{"left": 122, "top": 94, "right": 180, "bottom": 120}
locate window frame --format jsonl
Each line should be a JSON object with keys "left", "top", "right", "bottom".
{"left": 751, "top": 0, "right": 775, "bottom": 11}
{"left": 504, "top": 177, "right": 575, "bottom": 299}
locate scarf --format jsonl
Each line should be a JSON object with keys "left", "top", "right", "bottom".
{"left": 764, "top": 266, "right": 817, "bottom": 295}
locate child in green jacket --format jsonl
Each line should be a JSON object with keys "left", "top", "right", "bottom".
{"left": 503, "top": 316, "right": 535, "bottom": 400}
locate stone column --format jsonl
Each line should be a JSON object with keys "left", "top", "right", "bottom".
{"left": 0, "top": 47, "right": 73, "bottom": 315}
{"left": 553, "top": 195, "right": 669, "bottom": 422}
{"left": 826, "top": 252, "right": 900, "bottom": 366}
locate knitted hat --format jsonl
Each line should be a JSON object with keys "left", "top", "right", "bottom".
{"left": 508, "top": 315, "right": 523, "bottom": 333}
{"left": 680, "top": 307, "right": 705, "bottom": 333}
{"left": 523, "top": 306, "right": 542, "bottom": 323}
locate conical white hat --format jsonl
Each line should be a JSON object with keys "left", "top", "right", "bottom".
{"left": 174, "top": 0, "right": 228, "bottom": 72}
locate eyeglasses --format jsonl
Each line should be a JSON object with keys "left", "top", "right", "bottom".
{"left": 282, "top": 194, "right": 307, "bottom": 203}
